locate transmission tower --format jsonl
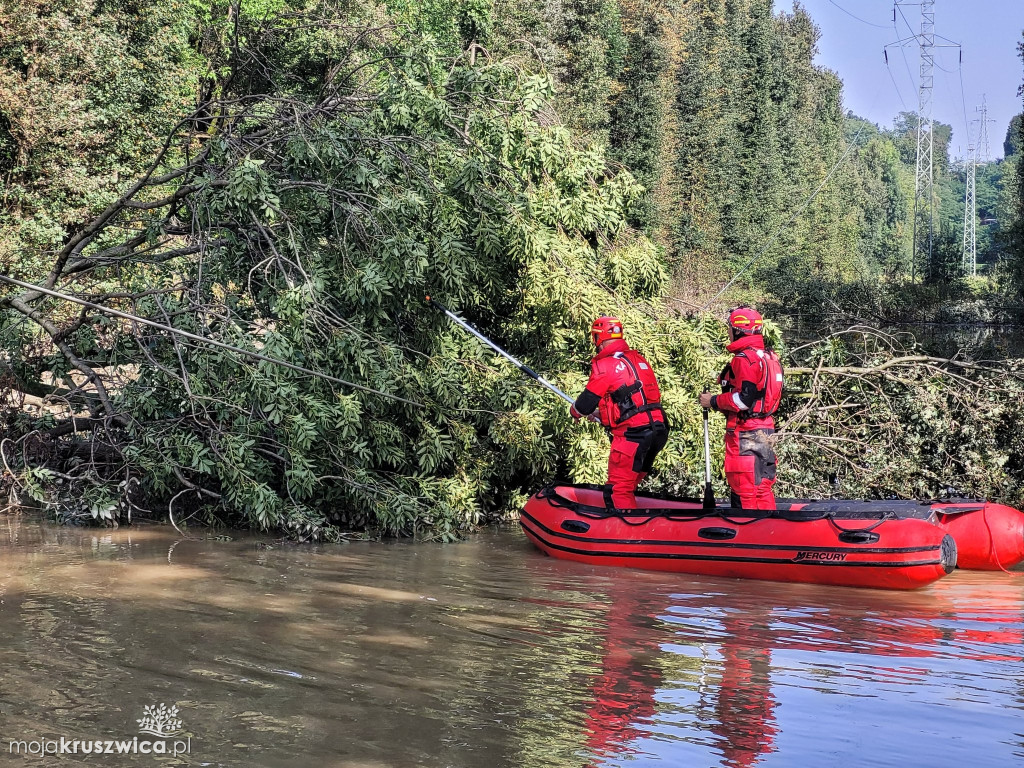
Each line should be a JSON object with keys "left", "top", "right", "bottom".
{"left": 976, "top": 94, "right": 995, "bottom": 163}
{"left": 962, "top": 143, "right": 976, "bottom": 276}
{"left": 909, "top": 0, "right": 934, "bottom": 284}
{"left": 889, "top": 1, "right": 960, "bottom": 282}
{"left": 964, "top": 96, "right": 996, "bottom": 275}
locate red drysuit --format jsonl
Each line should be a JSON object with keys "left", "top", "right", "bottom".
{"left": 572, "top": 339, "right": 669, "bottom": 509}
{"left": 710, "top": 334, "right": 780, "bottom": 510}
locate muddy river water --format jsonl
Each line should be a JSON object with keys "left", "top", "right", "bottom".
{"left": 0, "top": 516, "right": 1020, "bottom": 767}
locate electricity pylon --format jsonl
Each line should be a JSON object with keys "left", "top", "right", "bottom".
{"left": 908, "top": 0, "right": 934, "bottom": 283}
{"left": 977, "top": 94, "right": 994, "bottom": 162}
{"left": 889, "top": 1, "right": 959, "bottom": 282}
{"left": 962, "top": 143, "right": 976, "bottom": 276}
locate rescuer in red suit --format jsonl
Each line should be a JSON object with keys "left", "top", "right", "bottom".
{"left": 570, "top": 317, "right": 669, "bottom": 510}
{"left": 698, "top": 306, "right": 783, "bottom": 511}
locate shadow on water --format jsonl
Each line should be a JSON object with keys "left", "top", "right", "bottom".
{"left": 0, "top": 516, "right": 1021, "bottom": 767}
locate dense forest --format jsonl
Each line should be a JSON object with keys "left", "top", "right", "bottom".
{"left": 1, "top": 0, "right": 1023, "bottom": 539}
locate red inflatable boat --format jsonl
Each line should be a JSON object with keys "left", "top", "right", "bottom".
{"left": 520, "top": 484, "right": 1024, "bottom": 590}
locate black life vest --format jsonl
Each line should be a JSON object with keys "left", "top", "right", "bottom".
{"left": 605, "top": 350, "right": 665, "bottom": 426}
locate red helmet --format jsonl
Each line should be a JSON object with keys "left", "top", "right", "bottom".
{"left": 590, "top": 316, "right": 624, "bottom": 347}
{"left": 727, "top": 305, "right": 763, "bottom": 335}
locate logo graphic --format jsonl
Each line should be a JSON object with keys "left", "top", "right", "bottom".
{"left": 794, "top": 551, "right": 847, "bottom": 562}
{"left": 8, "top": 704, "right": 192, "bottom": 756}
{"left": 137, "top": 704, "right": 183, "bottom": 737}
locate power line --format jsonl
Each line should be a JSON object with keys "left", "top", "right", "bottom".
{"left": 935, "top": 54, "right": 962, "bottom": 145}
{"left": 958, "top": 53, "right": 970, "bottom": 151}
{"left": 891, "top": 9, "right": 918, "bottom": 107}
{"left": 885, "top": 50, "right": 909, "bottom": 111}
{"left": 955, "top": 32, "right": 974, "bottom": 275}
{"left": 0, "top": 274, "right": 425, "bottom": 408}
{"left": 827, "top": 0, "right": 890, "bottom": 29}
{"left": 894, "top": 3, "right": 916, "bottom": 37}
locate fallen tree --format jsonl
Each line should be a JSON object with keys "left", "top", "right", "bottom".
{"left": 776, "top": 326, "right": 1024, "bottom": 506}
{"left": 0, "top": 7, "right": 721, "bottom": 539}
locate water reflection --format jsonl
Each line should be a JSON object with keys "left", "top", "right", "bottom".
{"left": 577, "top": 574, "right": 1024, "bottom": 768}
{"left": 0, "top": 517, "right": 1019, "bottom": 767}
{"left": 581, "top": 596, "right": 663, "bottom": 764}
{"left": 714, "top": 627, "right": 776, "bottom": 768}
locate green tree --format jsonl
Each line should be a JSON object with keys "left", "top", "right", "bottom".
{"left": 999, "top": 35, "right": 1024, "bottom": 293}
{"left": 0, "top": 0, "right": 204, "bottom": 274}
{"left": 607, "top": 4, "right": 668, "bottom": 231}
{"left": 1, "top": 7, "right": 722, "bottom": 539}
{"left": 1004, "top": 113, "right": 1022, "bottom": 158}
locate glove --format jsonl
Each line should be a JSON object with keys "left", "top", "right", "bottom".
{"left": 569, "top": 405, "right": 583, "bottom": 421}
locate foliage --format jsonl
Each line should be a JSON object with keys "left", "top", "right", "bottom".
{"left": 0, "top": 0, "right": 204, "bottom": 274}
{"left": 1005, "top": 113, "right": 1023, "bottom": 159}
{"left": 0, "top": 5, "right": 725, "bottom": 539}
{"left": 999, "top": 34, "right": 1024, "bottom": 294}
{"left": 3, "top": 0, "right": 1024, "bottom": 542}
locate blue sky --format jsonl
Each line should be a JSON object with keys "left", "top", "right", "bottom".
{"left": 773, "top": 0, "right": 1023, "bottom": 159}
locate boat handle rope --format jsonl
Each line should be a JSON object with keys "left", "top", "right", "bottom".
{"left": 824, "top": 511, "right": 895, "bottom": 534}
{"left": 548, "top": 492, "right": 714, "bottom": 525}
{"left": 541, "top": 485, "right": 708, "bottom": 523}
{"left": 978, "top": 508, "right": 1017, "bottom": 576}
{"left": 574, "top": 508, "right": 774, "bottom": 526}
{"left": 574, "top": 509, "right": 716, "bottom": 526}
{"left": 539, "top": 487, "right": 914, "bottom": 536}
{"left": 543, "top": 487, "right": 775, "bottom": 527}
{"left": 536, "top": 487, "right": 976, "bottom": 551}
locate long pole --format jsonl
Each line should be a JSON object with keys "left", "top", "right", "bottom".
{"left": 426, "top": 296, "right": 597, "bottom": 420}
{"left": 702, "top": 388, "right": 715, "bottom": 510}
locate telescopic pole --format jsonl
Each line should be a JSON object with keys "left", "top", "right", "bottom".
{"left": 426, "top": 296, "right": 599, "bottom": 422}
{"left": 702, "top": 388, "right": 716, "bottom": 510}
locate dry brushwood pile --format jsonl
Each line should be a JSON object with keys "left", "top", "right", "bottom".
{"left": 777, "top": 326, "right": 1024, "bottom": 505}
